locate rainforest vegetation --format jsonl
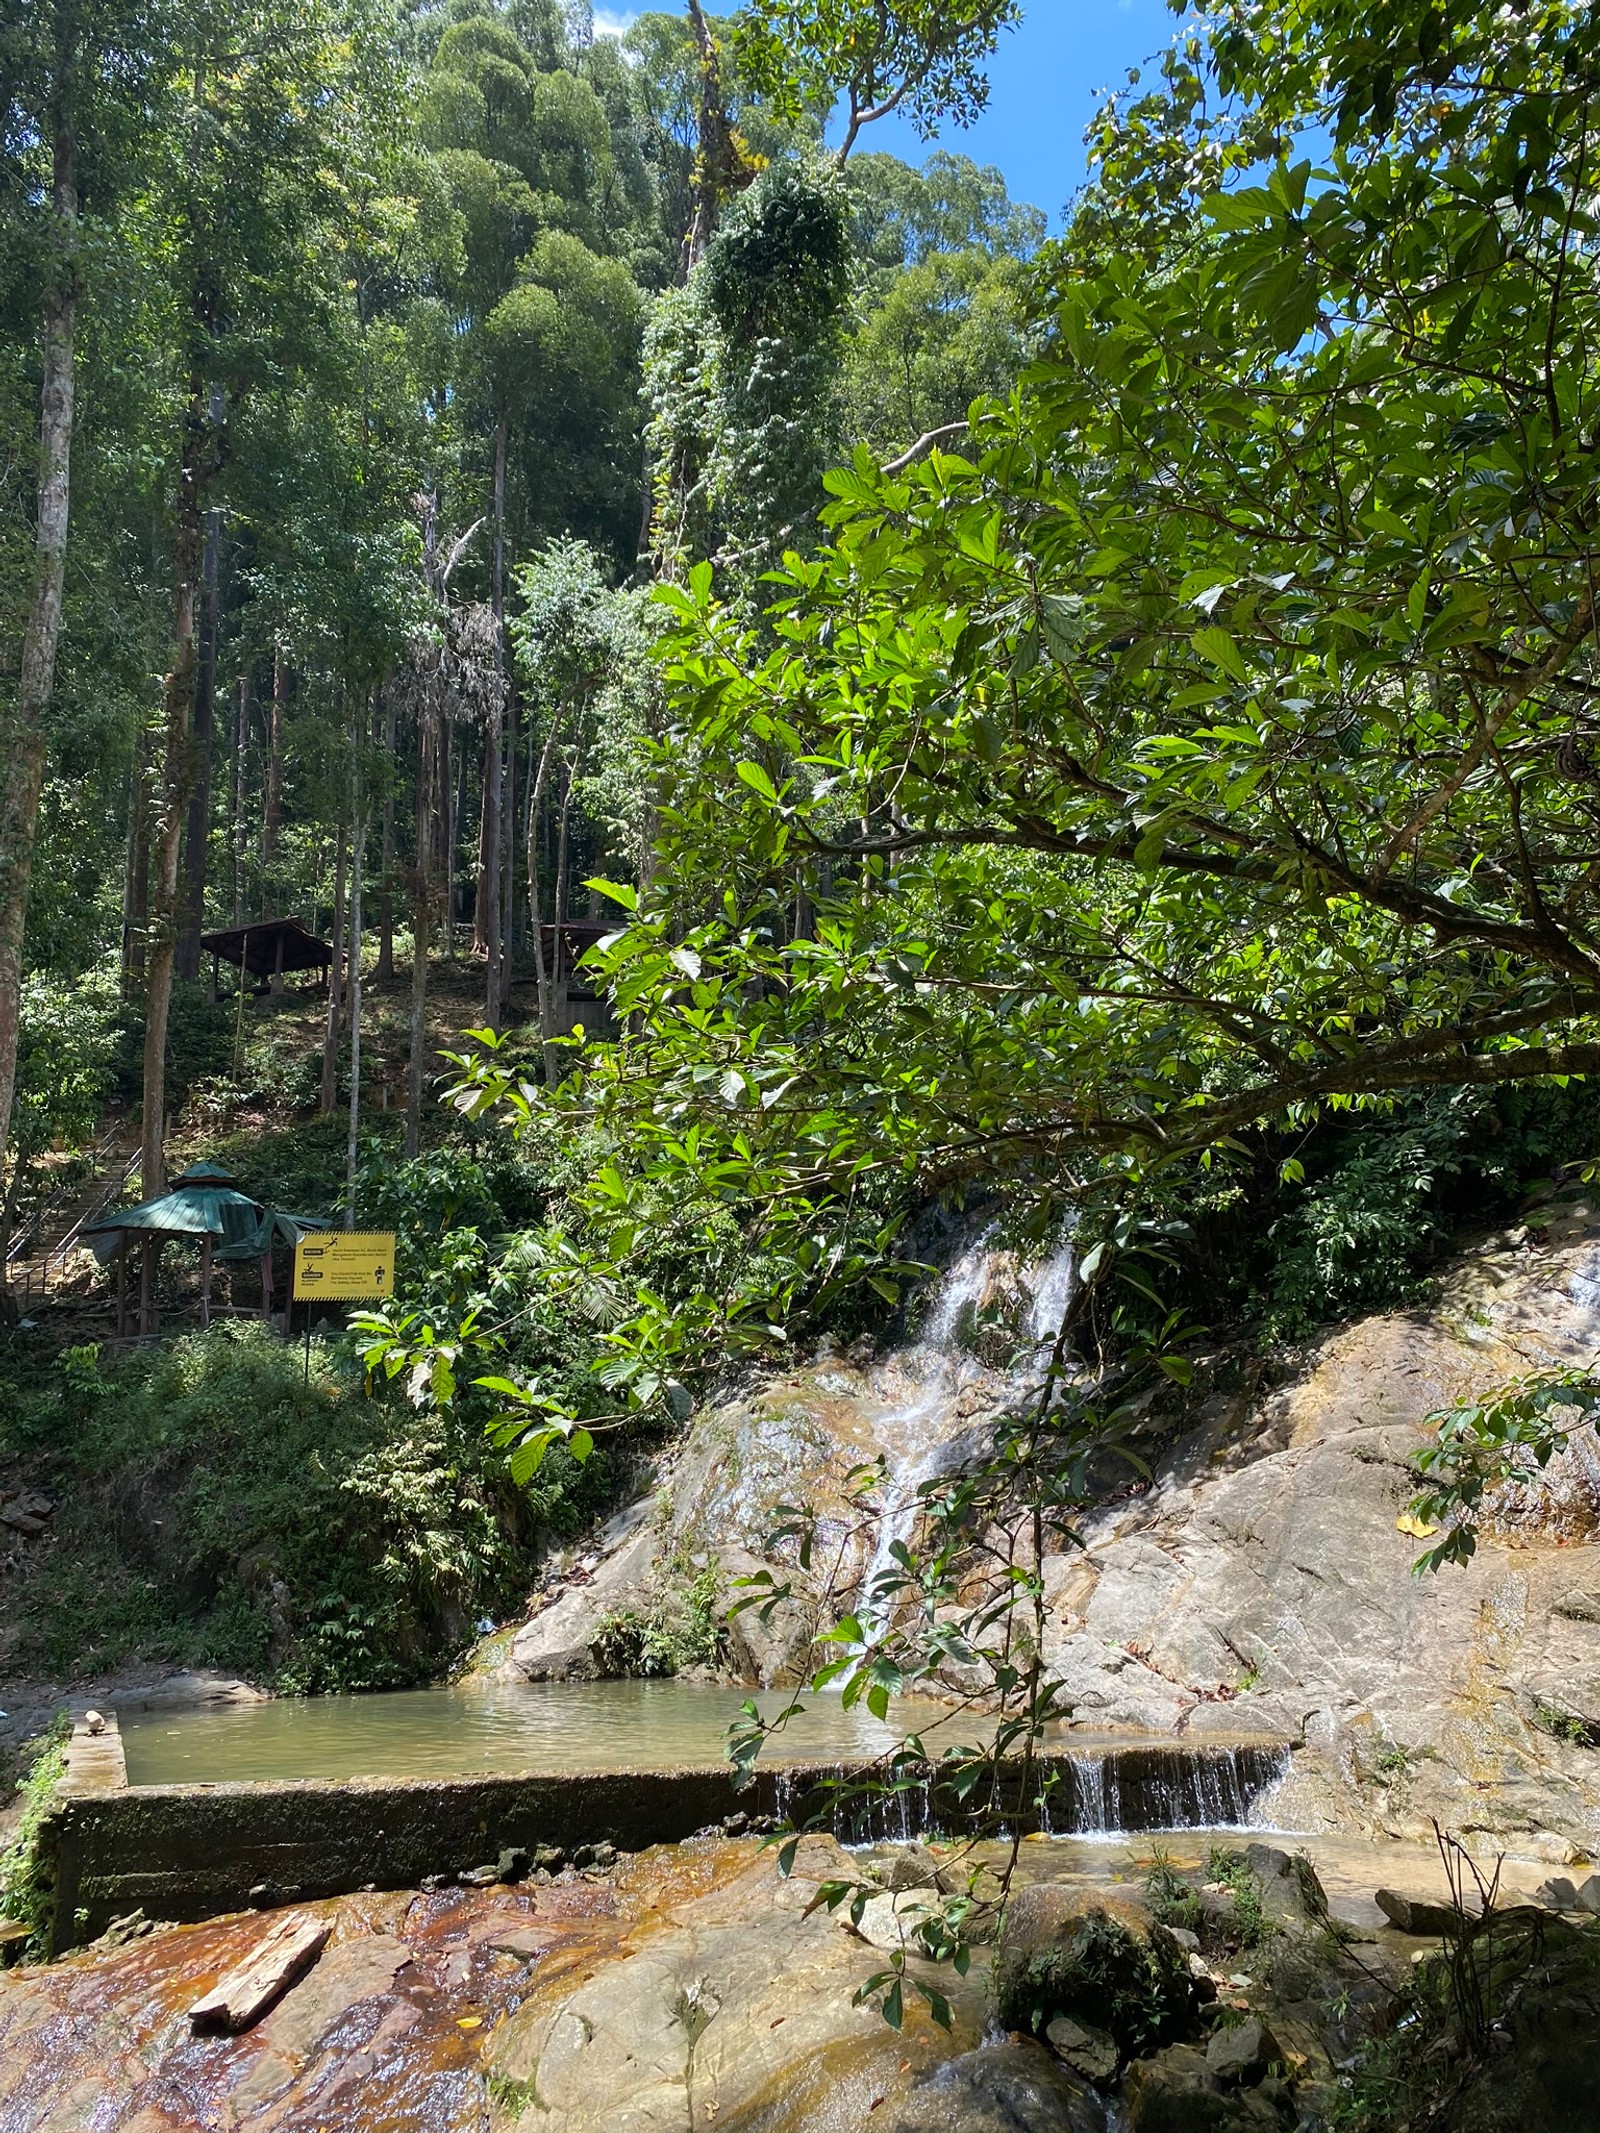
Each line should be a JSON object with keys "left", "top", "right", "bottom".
{"left": 5, "top": 0, "right": 1600, "bottom": 1677}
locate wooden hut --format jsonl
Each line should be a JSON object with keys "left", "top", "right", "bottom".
{"left": 199, "top": 917, "right": 334, "bottom": 999}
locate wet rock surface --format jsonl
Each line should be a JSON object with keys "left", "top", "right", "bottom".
{"left": 0, "top": 1828, "right": 1531, "bottom": 2133}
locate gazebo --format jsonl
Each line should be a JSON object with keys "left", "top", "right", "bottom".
{"left": 84, "top": 1162, "right": 328, "bottom": 1337}
{"left": 199, "top": 917, "right": 334, "bottom": 999}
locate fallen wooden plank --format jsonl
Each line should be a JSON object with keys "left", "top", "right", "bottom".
{"left": 188, "top": 1911, "right": 331, "bottom": 2033}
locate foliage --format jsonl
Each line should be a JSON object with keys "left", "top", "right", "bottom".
{"left": 0, "top": 1323, "right": 540, "bottom": 1690}
{"left": 995, "top": 1906, "right": 1195, "bottom": 2056}
{"left": 599, "top": 0, "right": 1600, "bottom": 1309}
{"left": 400, "top": 0, "right": 1600, "bottom": 2034}
{"left": 0, "top": 1715, "right": 69, "bottom": 1964}
{"left": 848, "top": 150, "right": 1046, "bottom": 271}
{"left": 592, "top": 1563, "right": 722, "bottom": 1676}
{"left": 646, "top": 156, "right": 854, "bottom": 576}
{"left": 1205, "top": 1848, "right": 1276, "bottom": 1949}
{"left": 111, "top": 981, "right": 235, "bottom": 1111}
{"left": 1328, "top": 1830, "right": 1573, "bottom": 2133}
{"left": 843, "top": 242, "right": 1035, "bottom": 456}
{"left": 1530, "top": 1698, "right": 1600, "bottom": 1749}
{"left": 1144, "top": 1847, "right": 1201, "bottom": 1934}
{"left": 1408, "top": 1368, "right": 1600, "bottom": 1571}
{"left": 4, "top": 968, "right": 120, "bottom": 1241}
{"left": 735, "top": 0, "right": 1021, "bottom": 157}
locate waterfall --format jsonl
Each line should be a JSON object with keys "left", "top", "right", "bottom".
{"left": 1039, "top": 1743, "right": 1291, "bottom": 1836}
{"left": 767, "top": 1740, "right": 1292, "bottom": 1843}
{"left": 859, "top": 1233, "right": 1078, "bottom": 1627}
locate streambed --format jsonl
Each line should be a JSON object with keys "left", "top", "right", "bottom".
{"left": 0, "top": 1828, "right": 1558, "bottom": 2133}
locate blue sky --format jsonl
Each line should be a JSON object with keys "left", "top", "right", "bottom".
{"left": 594, "top": 2, "right": 1185, "bottom": 225}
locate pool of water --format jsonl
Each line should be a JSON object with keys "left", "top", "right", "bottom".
{"left": 119, "top": 1680, "right": 979, "bottom": 1787}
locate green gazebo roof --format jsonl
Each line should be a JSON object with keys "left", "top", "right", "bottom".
{"left": 86, "top": 1181, "right": 264, "bottom": 1245}
{"left": 85, "top": 1166, "right": 332, "bottom": 1262}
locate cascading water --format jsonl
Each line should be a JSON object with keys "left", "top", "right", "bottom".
{"left": 1040, "top": 1741, "right": 1292, "bottom": 1837}
{"left": 858, "top": 1231, "right": 1078, "bottom": 1626}
{"left": 770, "top": 1738, "right": 1292, "bottom": 1843}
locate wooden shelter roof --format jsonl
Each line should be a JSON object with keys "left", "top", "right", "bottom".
{"left": 199, "top": 916, "right": 333, "bottom": 977}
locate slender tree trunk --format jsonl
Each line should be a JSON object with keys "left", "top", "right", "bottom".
{"left": 552, "top": 742, "right": 579, "bottom": 1025}
{"left": 685, "top": 0, "right": 743, "bottom": 269}
{"left": 231, "top": 669, "right": 250, "bottom": 926}
{"left": 123, "top": 722, "right": 151, "bottom": 997}
{"left": 377, "top": 681, "right": 395, "bottom": 981}
{"left": 525, "top": 715, "right": 565, "bottom": 1086}
{"left": 482, "top": 411, "right": 506, "bottom": 1017}
{"left": 319, "top": 819, "right": 346, "bottom": 1113}
{"left": 177, "top": 495, "right": 220, "bottom": 980}
{"left": 345, "top": 791, "right": 364, "bottom": 1224}
{"left": 0, "top": 1145, "right": 29, "bottom": 1293}
{"left": 438, "top": 714, "right": 454, "bottom": 961}
{"left": 262, "top": 647, "right": 286, "bottom": 894}
{"left": 500, "top": 685, "right": 516, "bottom": 1021}
{"left": 141, "top": 373, "right": 207, "bottom": 1202}
{"left": 481, "top": 710, "right": 507, "bottom": 1024}
{"left": 406, "top": 705, "right": 436, "bottom": 1157}
{"left": 0, "top": 80, "right": 77, "bottom": 1186}
{"left": 473, "top": 737, "right": 491, "bottom": 956}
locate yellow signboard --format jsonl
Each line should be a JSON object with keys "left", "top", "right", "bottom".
{"left": 293, "top": 1231, "right": 396, "bottom": 1302}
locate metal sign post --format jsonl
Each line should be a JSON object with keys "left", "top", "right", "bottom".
{"left": 292, "top": 1231, "right": 396, "bottom": 1382}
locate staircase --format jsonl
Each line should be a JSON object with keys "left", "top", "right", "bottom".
{"left": 5, "top": 1124, "right": 141, "bottom": 1317}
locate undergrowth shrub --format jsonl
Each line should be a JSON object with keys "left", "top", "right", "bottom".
{"left": 0, "top": 1717, "right": 69, "bottom": 1962}
{"left": 0, "top": 1323, "right": 542, "bottom": 1691}
{"left": 995, "top": 1908, "right": 1196, "bottom": 2055}
{"left": 593, "top": 1565, "right": 722, "bottom": 1677}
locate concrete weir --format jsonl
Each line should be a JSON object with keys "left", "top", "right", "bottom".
{"left": 44, "top": 1714, "right": 1290, "bottom": 1953}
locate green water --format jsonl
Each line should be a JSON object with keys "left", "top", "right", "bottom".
{"left": 118, "top": 1680, "right": 974, "bottom": 1786}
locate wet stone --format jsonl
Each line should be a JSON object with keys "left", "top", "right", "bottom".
{"left": 890, "top": 2041, "right": 1105, "bottom": 2132}
{"left": 1376, "top": 1887, "right": 1468, "bottom": 1933}
{"left": 1538, "top": 1877, "right": 1581, "bottom": 1913}
{"left": 1206, "top": 2014, "right": 1280, "bottom": 2086}
{"left": 1046, "top": 2011, "right": 1120, "bottom": 2084}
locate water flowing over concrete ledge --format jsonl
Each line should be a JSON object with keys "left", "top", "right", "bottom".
{"left": 40, "top": 1713, "right": 1289, "bottom": 1952}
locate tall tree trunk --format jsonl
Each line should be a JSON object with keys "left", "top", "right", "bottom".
{"left": 552, "top": 742, "right": 580, "bottom": 1026}
{"left": 345, "top": 798, "right": 364, "bottom": 1223}
{"left": 525, "top": 715, "right": 564, "bottom": 1086}
{"left": 500, "top": 685, "right": 516, "bottom": 1021}
{"left": 231, "top": 668, "right": 250, "bottom": 926}
{"left": 406, "top": 704, "right": 437, "bottom": 1158}
{"left": 441, "top": 715, "right": 456, "bottom": 960}
{"left": 685, "top": 0, "right": 744, "bottom": 269}
{"left": 482, "top": 409, "right": 506, "bottom": 1021}
{"left": 319, "top": 819, "right": 346, "bottom": 1113}
{"left": 122, "top": 723, "right": 150, "bottom": 999}
{"left": 141, "top": 373, "right": 207, "bottom": 1202}
{"left": 473, "top": 739, "right": 491, "bottom": 957}
{"left": 261, "top": 647, "right": 286, "bottom": 894}
{"left": 0, "top": 73, "right": 77, "bottom": 1186}
{"left": 376, "top": 682, "right": 395, "bottom": 981}
{"left": 177, "top": 496, "right": 220, "bottom": 980}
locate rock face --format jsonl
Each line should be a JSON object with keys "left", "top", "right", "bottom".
{"left": 889, "top": 2042, "right": 1104, "bottom": 2132}
{"left": 1050, "top": 1232, "right": 1600, "bottom": 1851}
{"left": 486, "top": 1222, "right": 1600, "bottom": 1850}
{"left": 509, "top": 1527, "right": 658, "bottom": 1681}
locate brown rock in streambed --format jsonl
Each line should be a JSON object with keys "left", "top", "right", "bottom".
{"left": 1374, "top": 1888, "right": 1466, "bottom": 1935}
